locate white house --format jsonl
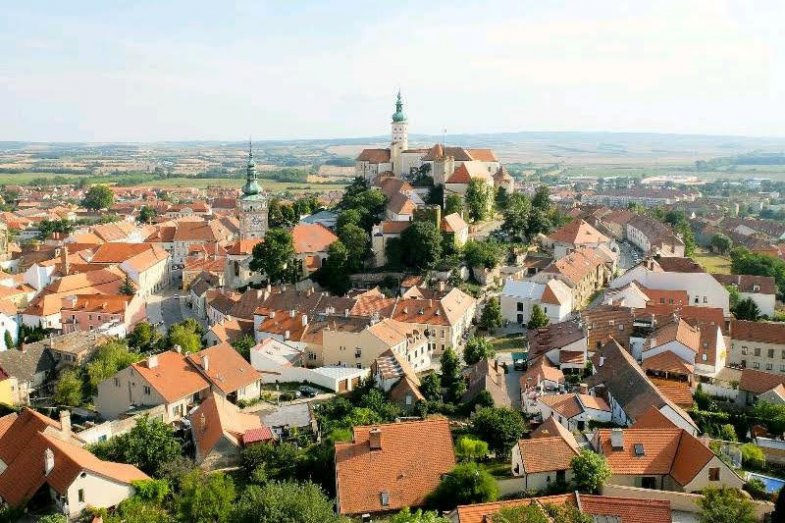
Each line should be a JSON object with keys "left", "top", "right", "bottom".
{"left": 500, "top": 278, "right": 572, "bottom": 325}
{"left": 537, "top": 392, "right": 612, "bottom": 432}
{"left": 610, "top": 261, "right": 729, "bottom": 314}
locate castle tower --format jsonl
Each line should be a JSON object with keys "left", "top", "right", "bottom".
{"left": 238, "top": 140, "right": 269, "bottom": 240}
{"left": 390, "top": 90, "right": 408, "bottom": 175}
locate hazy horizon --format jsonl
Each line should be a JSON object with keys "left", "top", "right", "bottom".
{"left": 3, "top": 1, "right": 784, "bottom": 142}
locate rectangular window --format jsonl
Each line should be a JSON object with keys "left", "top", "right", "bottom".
{"left": 767, "top": 363, "right": 774, "bottom": 371}
{"left": 753, "top": 362, "right": 760, "bottom": 369}
{"left": 703, "top": 296, "right": 708, "bottom": 303}
{"left": 769, "top": 349, "right": 776, "bottom": 359}
{"left": 78, "top": 489, "right": 85, "bottom": 503}
{"left": 114, "top": 378, "right": 120, "bottom": 387}
{"left": 755, "top": 348, "right": 761, "bottom": 357}
{"left": 709, "top": 467, "right": 720, "bottom": 481}
{"left": 355, "top": 349, "right": 362, "bottom": 358}
{"left": 144, "top": 385, "right": 151, "bottom": 395}
{"left": 517, "top": 302, "right": 523, "bottom": 311}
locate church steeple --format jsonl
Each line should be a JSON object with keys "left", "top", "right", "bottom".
{"left": 242, "top": 139, "right": 261, "bottom": 196}
{"left": 392, "top": 90, "right": 407, "bottom": 123}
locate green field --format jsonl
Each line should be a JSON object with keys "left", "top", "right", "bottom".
{"left": 693, "top": 251, "right": 732, "bottom": 274}
{"left": 133, "top": 177, "right": 348, "bottom": 193}
{"left": 0, "top": 172, "right": 348, "bottom": 194}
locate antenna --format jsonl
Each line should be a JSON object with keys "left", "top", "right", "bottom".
{"left": 442, "top": 128, "right": 447, "bottom": 153}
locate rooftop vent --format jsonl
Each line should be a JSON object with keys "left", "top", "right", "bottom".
{"left": 369, "top": 428, "right": 382, "bottom": 450}
{"left": 634, "top": 443, "right": 645, "bottom": 457}
{"left": 610, "top": 428, "right": 624, "bottom": 450}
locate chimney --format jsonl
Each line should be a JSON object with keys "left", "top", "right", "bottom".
{"left": 438, "top": 280, "right": 446, "bottom": 292}
{"left": 579, "top": 383, "right": 588, "bottom": 395}
{"left": 369, "top": 428, "right": 382, "bottom": 450}
{"left": 44, "top": 448, "right": 55, "bottom": 476}
{"left": 61, "top": 245, "right": 70, "bottom": 274}
{"left": 59, "top": 410, "right": 72, "bottom": 438}
{"left": 147, "top": 354, "right": 159, "bottom": 368}
{"left": 284, "top": 330, "right": 290, "bottom": 340}
{"left": 344, "top": 308, "right": 350, "bottom": 317}
{"left": 174, "top": 344, "right": 182, "bottom": 354}
{"left": 598, "top": 356, "right": 605, "bottom": 367}
{"left": 610, "top": 428, "right": 624, "bottom": 450}
{"left": 202, "top": 355, "right": 209, "bottom": 372}
{"left": 302, "top": 314, "right": 308, "bottom": 326}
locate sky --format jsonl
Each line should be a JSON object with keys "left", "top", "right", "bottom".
{"left": 2, "top": 0, "right": 785, "bottom": 142}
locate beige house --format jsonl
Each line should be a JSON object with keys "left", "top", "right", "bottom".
{"left": 390, "top": 287, "right": 477, "bottom": 354}
{"left": 95, "top": 350, "right": 210, "bottom": 422}
{"left": 511, "top": 418, "right": 579, "bottom": 492}
{"left": 441, "top": 213, "right": 469, "bottom": 248}
{"left": 0, "top": 409, "right": 148, "bottom": 519}
{"left": 533, "top": 246, "right": 611, "bottom": 309}
{"left": 190, "top": 394, "right": 274, "bottom": 470}
{"left": 323, "top": 318, "right": 431, "bottom": 371}
{"left": 729, "top": 319, "right": 785, "bottom": 373}
{"left": 591, "top": 427, "right": 743, "bottom": 492}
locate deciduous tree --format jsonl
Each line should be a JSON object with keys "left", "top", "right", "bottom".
{"left": 429, "top": 462, "right": 499, "bottom": 510}
{"left": 465, "top": 179, "right": 492, "bottom": 223}
{"left": 250, "top": 228, "right": 297, "bottom": 283}
{"left": 472, "top": 407, "right": 526, "bottom": 456}
{"left": 570, "top": 450, "right": 611, "bottom": 493}
{"left": 82, "top": 184, "right": 115, "bottom": 210}
{"left": 479, "top": 298, "right": 503, "bottom": 332}
{"left": 527, "top": 304, "right": 549, "bottom": 329}
{"left": 698, "top": 487, "right": 756, "bottom": 523}
{"left": 463, "top": 336, "right": 495, "bottom": 366}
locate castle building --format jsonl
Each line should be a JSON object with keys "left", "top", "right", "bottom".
{"left": 238, "top": 141, "right": 269, "bottom": 240}
{"left": 355, "top": 92, "right": 504, "bottom": 190}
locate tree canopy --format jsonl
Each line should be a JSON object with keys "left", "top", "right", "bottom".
{"left": 698, "top": 487, "right": 756, "bottom": 523}
{"left": 440, "top": 346, "right": 466, "bottom": 402}
{"left": 250, "top": 228, "right": 297, "bottom": 284}
{"left": 429, "top": 462, "right": 498, "bottom": 510}
{"left": 528, "top": 304, "right": 549, "bottom": 329}
{"left": 464, "top": 240, "right": 505, "bottom": 269}
{"left": 479, "top": 298, "right": 503, "bottom": 332}
{"left": 731, "top": 247, "right": 785, "bottom": 299}
{"left": 82, "top": 184, "right": 115, "bottom": 210}
{"left": 177, "top": 469, "right": 236, "bottom": 523}
{"left": 463, "top": 337, "right": 495, "bottom": 366}
{"left": 570, "top": 450, "right": 611, "bottom": 493}
{"left": 400, "top": 221, "right": 443, "bottom": 270}
{"left": 232, "top": 481, "right": 346, "bottom": 523}
{"left": 471, "top": 407, "right": 526, "bottom": 456}
{"left": 465, "top": 179, "right": 492, "bottom": 223}
{"left": 90, "top": 414, "right": 181, "bottom": 477}
{"left": 166, "top": 320, "right": 203, "bottom": 354}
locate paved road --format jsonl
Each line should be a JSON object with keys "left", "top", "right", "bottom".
{"left": 469, "top": 219, "right": 503, "bottom": 240}
{"left": 146, "top": 289, "right": 199, "bottom": 332}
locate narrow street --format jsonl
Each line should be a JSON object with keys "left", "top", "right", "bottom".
{"left": 145, "top": 288, "right": 202, "bottom": 332}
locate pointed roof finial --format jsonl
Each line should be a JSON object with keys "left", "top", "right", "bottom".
{"left": 392, "top": 89, "right": 406, "bottom": 123}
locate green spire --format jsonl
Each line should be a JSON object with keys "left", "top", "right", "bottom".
{"left": 243, "top": 139, "right": 261, "bottom": 196}
{"left": 392, "top": 89, "right": 406, "bottom": 123}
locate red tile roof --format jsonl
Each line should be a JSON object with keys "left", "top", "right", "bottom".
{"left": 732, "top": 319, "right": 785, "bottom": 345}
{"left": 291, "top": 223, "right": 338, "bottom": 254}
{"left": 188, "top": 343, "right": 262, "bottom": 395}
{"left": 335, "top": 418, "right": 456, "bottom": 515}
{"left": 132, "top": 351, "right": 210, "bottom": 403}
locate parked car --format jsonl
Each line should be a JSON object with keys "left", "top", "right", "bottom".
{"left": 298, "top": 385, "right": 319, "bottom": 398}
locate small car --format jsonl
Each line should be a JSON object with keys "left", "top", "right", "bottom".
{"left": 298, "top": 386, "right": 319, "bottom": 398}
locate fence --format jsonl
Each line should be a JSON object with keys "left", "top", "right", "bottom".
{"left": 601, "top": 483, "right": 773, "bottom": 521}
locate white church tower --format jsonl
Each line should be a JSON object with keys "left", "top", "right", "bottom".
{"left": 390, "top": 90, "right": 408, "bottom": 175}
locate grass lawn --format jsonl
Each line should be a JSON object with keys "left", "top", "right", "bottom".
{"left": 489, "top": 333, "right": 525, "bottom": 352}
{"left": 693, "top": 250, "right": 732, "bottom": 274}
{"left": 132, "top": 176, "right": 348, "bottom": 193}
